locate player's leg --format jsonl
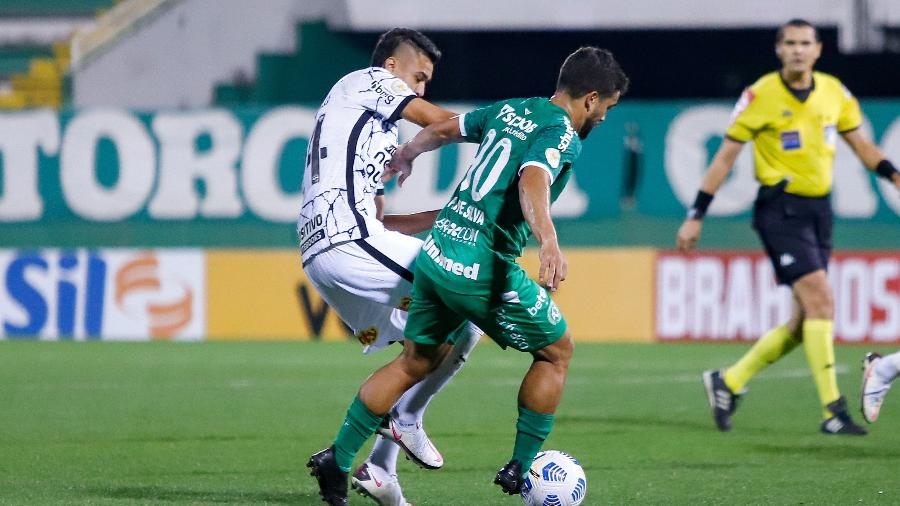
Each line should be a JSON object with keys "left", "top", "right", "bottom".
{"left": 336, "top": 342, "right": 444, "bottom": 484}
{"left": 309, "top": 341, "right": 443, "bottom": 504}
{"left": 391, "top": 322, "right": 480, "bottom": 423}
{"left": 704, "top": 294, "right": 804, "bottom": 431}
{"left": 701, "top": 223, "right": 806, "bottom": 431}
{"left": 459, "top": 272, "right": 570, "bottom": 495}
{"left": 861, "top": 351, "right": 900, "bottom": 423}
{"left": 493, "top": 333, "right": 573, "bottom": 495}
{"left": 723, "top": 295, "right": 803, "bottom": 393}
{"left": 793, "top": 269, "right": 837, "bottom": 412}
{"left": 380, "top": 321, "right": 481, "bottom": 470}
{"left": 793, "top": 269, "right": 865, "bottom": 434}
{"left": 310, "top": 266, "right": 464, "bottom": 503}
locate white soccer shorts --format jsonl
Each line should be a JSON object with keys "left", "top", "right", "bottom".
{"left": 302, "top": 230, "right": 422, "bottom": 353}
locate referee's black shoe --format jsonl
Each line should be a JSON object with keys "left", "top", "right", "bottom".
{"left": 702, "top": 369, "right": 742, "bottom": 431}
{"left": 494, "top": 459, "right": 525, "bottom": 495}
{"left": 307, "top": 446, "right": 349, "bottom": 505}
{"left": 821, "top": 396, "right": 868, "bottom": 435}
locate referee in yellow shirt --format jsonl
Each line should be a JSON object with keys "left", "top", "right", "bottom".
{"left": 677, "top": 19, "right": 900, "bottom": 435}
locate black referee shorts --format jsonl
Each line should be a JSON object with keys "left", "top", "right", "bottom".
{"left": 752, "top": 181, "right": 833, "bottom": 286}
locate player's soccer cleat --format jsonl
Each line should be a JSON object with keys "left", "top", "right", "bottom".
{"left": 821, "top": 396, "right": 868, "bottom": 435}
{"left": 376, "top": 415, "right": 444, "bottom": 469}
{"left": 861, "top": 352, "right": 893, "bottom": 423}
{"left": 702, "top": 369, "right": 741, "bottom": 431}
{"left": 307, "top": 446, "right": 349, "bottom": 506}
{"left": 350, "top": 462, "right": 412, "bottom": 506}
{"left": 493, "top": 459, "right": 524, "bottom": 495}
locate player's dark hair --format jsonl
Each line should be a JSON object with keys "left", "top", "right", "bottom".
{"left": 556, "top": 47, "right": 629, "bottom": 99}
{"left": 776, "top": 18, "right": 820, "bottom": 43}
{"left": 371, "top": 28, "right": 441, "bottom": 67}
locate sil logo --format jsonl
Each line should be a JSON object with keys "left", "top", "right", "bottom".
{"left": 115, "top": 253, "right": 193, "bottom": 339}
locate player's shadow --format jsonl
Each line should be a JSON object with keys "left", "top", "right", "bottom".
{"left": 751, "top": 442, "right": 900, "bottom": 459}
{"left": 86, "top": 486, "right": 321, "bottom": 504}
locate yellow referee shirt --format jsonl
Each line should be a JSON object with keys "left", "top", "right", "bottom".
{"left": 725, "top": 71, "right": 863, "bottom": 197}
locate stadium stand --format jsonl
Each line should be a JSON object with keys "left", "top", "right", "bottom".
{"left": 0, "top": 0, "right": 116, "bottom": 109}
{"left": 214, "top": 21, "right": 369, "bottom": 106}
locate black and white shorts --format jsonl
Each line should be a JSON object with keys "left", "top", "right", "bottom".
{"left": 302, "top": 231, "right": 420, "bottom": 353}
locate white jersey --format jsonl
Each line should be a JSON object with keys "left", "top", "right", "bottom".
{"left": 298, "top": 67, "right": 417, "bottom": 263}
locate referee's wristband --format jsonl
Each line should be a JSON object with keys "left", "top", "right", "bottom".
{"left": 687, "top": 190, "right": 714, "bottom": 220}
{"left": 876, "top": 159, "right": 900, "bottom": 181}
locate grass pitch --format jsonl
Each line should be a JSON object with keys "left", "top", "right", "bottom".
{"left": 1, "top": 340, "right": 898, "bottom": 505}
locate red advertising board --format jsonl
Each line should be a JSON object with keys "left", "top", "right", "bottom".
{"left": 656, "top": 251, "right": 900, "bottom": 343}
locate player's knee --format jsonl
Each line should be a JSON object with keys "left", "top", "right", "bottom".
{"left": 799, "top": 289, "right": 833, "bottom": 319}
{"left": 556, "top": 332, "right": 574, "bottom": 366}
{"left": 535, "top": 332, "right": 573, "bottom": 369}
{"left": 399, "top": 341, "right": 442, "bottom": 378}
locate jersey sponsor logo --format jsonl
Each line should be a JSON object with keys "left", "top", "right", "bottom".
{"left": 780, "top": 130, "right": 802, "bottom": 151}
{"left": 298, "top": 213, "right": 327, "bottom": 253}
{"left": 433, "top": 218, "right": 480, "bottom": 245}
{"left": 369, "top": 80, "right": 400, "bottom": 104}
{"left": 502, "top": 126, "right": 527, "bottom": 141}
{"left": 495, "top": 104, "right": 539, "bottom": 133}
{"left": 558, "top": 117, "right": 575, "bottom": 151}
{"left": 729, "top": 88, "right": 755, "bottom": 124}
{"left": 496, "top": 302, "right": 528, "bottom": 349}
{"left": 422, "top": 235, "right": 481, "bottom": 280}
{"left": 545, "top": 148, "right": 561, "bottom": 169}
{"left": 527, "top": 288, "right": 549, "bottom": 317}
{"left": 299, "top": 230, "right": 326, "bottom": 254}
{"left": 445, "top": 197, "right": 485, "bottom": 225}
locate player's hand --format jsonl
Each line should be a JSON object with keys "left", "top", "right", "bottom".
{"left": 676, "top": 219, "right": 703, "bottom": 253}
{"left": 384, "top": 144, "right": 414, "bottom": 187}
{"left": 539, "top": 241, "right": 567, "bottom": 292}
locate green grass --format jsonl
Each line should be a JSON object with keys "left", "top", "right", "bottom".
{"left": 1, "top": 341, "right": 898, "bottom": 505}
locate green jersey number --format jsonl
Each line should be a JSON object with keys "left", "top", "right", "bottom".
{"left": 459, "top": 128, "right": 512, "bottom": 202}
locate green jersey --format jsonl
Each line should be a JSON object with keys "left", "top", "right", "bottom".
{"left": 418, "top": 97, "right": 582, "bottom": 288}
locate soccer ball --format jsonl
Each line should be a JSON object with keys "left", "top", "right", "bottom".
{"left": 521, "top": 450, "right": 587, "bottom": 506}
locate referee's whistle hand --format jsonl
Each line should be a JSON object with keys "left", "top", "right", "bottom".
{"left": 676, "top": 219, "right": 702, "bottom": 253}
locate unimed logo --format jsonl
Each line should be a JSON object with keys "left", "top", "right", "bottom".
{"left": 656, "top": 252, "right": 900, "bottom": 343}
{"left": 0, "top": 249, "right": 205, "bottom": 340}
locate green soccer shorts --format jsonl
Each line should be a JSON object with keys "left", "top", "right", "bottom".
{"left": 405, "top": 264, "right": 568, "bottom": 353}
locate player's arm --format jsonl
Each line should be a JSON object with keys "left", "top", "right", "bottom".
{"left": 842, "top": 129, "right": 900, "bottom": 190}
{"left": 401, "top": 98, "right": 457, "bottom": 128}
{"left": 675, "top": 138, "right": 745, "bottom": 252}
{"left": 519, "top": 165, "right": 566, "bottom": 292}
{"left": 375, "top": 195, "right": 441, "bottom": 235}
{"left": 382, "top": 210, "right": 441, "bottom": 235}
{"left": 384, "top": 116, "right": 465, "bottom": 186}
{"left": 375, "top": 187, "right": 439, "bottom": 235}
